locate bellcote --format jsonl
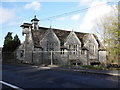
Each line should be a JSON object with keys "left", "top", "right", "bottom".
{"left": 31, "top": 15, "right": 39, "bottom": 30}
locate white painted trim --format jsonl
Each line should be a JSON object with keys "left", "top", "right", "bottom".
{"left": 0, "top": 81, "right": 23, "bottom": 90}
{"left": 91, "top": 34, "right": 98, "bottom": 46}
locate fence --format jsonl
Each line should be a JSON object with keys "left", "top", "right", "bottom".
{"left": 2, "top": 50, "right": 90, "bottom": 65}
{"left": 16, "top": 50, "right": 88, "bottom": 65}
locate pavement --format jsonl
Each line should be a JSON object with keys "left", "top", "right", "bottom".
{"left": 27, "top": 64, "right": 120, "bottom": 77}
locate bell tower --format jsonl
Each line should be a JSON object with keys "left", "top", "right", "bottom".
{"left": 31, "top": 15, "right": 39, "bottom": 30}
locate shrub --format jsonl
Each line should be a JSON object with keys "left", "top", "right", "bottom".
{"left": 81, "top": 65, "right": 104, "bottom": 70}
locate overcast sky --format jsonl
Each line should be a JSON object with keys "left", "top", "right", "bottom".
{"left": 0, "top": 0, "right": 119, "bottom": 47}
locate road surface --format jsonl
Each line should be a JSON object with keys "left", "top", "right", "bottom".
{"left": 1, "top": 64, "right": 119, "bottom": 89}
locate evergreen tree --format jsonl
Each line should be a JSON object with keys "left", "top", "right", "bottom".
{"left": 3, "top": 32, "right": 21, "bottom": 52}
{"left": 13, "top": 34, "right": 21, "bottom": 50}
{"left": 4, "top": 32, "right": 13, "bottom": 46}
{"left": 3, "top": 32, "right": 13, "bottom": 52}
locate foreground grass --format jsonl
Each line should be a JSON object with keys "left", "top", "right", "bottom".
{"left": 81, "top": 65, "right": 106, "bottom": 70}
{"left": 61, "top": 64, "right": 120, "bottom": 70}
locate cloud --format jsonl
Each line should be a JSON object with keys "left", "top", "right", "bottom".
{"left": 79, "top": 0, "right": 93, "bottom": 6}
{"left": 57, "top": 17, "right": 66, "bottom": 21}
{"left": 9, "top": 21, "right": 21, "bottom": 26}
{"left": 79, "top": 0, "right": 119, "bottom": 7}
{"left": 24, "top": 1, "right": 41, "bottom": 11}
{"left": 71, "top": 14, "right": 80, "bottom": 20}
{"left": 0, "top": 7, "right": 15, "bottom": 23}
{"left": 4, "top": 0, "right": 17, "bottom": 2}
{"left": 79, "top": 1, "right": 112, "bottom": 32}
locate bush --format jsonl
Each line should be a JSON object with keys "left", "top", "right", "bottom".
{"left": 81, "top": 65, "right": 105, "bottom": 70}
{"left": 117, "top": 68, "right": 120, "bottom": 70}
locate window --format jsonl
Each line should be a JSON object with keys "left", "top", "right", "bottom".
{"left": 81, "top": 50, "right": 83, "bottom": 54}
{"left": 60, "top": 49, "right": 62, "bottom": 54}
{"left": 61, "top": 49, "right": 65, "bottom": 55}
{"left": 68, "top": 44, "right": 78, "bottom": 55}
{"left": 46, "top": 42, "right": 55, "bottom": 51}
{"left": 63, "top": 49, "right": 64, "bottom": 54}
{"left": 69, "top": 45, "right": 71, "bottom": 49}
{"left": 47, "top": 48, "right": 49, "bottom": 51}
{"left": 20, "top": 50, "right": 24, "bottom": 58}
{"left": 89, "top": 43, "right": 96, "bottom": 55}
{"left": 81, "top": 50, "right": 86, "bottom": 55}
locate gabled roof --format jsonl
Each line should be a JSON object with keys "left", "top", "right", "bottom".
{"left": 21, "top": 23, "right": 104, "bottom": 49}
{"left": 32, "top": 27, "right": 89, "bottom": 48}
{"left": 92, "top": 34, "right": 105, "bottom": 49}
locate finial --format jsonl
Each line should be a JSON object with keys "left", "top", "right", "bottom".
{"left": 72, "top": 29, "right": 74, "bottom": 32}
{"left": 34, "top": 15, "right": 36, "bottom": 18}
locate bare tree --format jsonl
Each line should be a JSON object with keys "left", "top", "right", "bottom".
{"left": 93, "top": 5, "right": 119, "bottom": 63}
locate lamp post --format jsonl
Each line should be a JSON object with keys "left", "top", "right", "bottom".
{"left": 87, "top": 50, "right": 89, "bottom": 65}
{"left": 50, "top": 50, "right": 53, "bottom": 65}
{"left": 76, "top": 56, "right": 78, "bottom": 66}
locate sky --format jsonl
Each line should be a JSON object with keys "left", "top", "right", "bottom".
{"left": 0, "top": 0, "right": 119, "bottom": 47}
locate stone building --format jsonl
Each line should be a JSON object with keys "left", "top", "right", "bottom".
{"left": 16, "top": 16, "right": 106, "bottom": 65}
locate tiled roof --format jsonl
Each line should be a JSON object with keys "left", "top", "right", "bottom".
{"left": 32, "top": 27, "right": 89, "bottom": 48}
{"left": 20, "top": 23, "right": 32, "bottom": 28}
{"left": 21, "top": 23, "right": 104, "bottom": 49}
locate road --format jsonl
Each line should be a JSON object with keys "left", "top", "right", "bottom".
{"left": 1, "top": 64, "right": 119, "bottom": 89}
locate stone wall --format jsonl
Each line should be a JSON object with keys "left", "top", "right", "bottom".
{"left": 18, "top": 23, "right": 106, "bottom": 65}
{"left": 33, "top": 51, "right": 42, "bottom": 64}
{"left": 41, "top": 29, "right": 60, "bottom": 51}
{"left": 84, "top": 34, "right": 98, "bottom": 61}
